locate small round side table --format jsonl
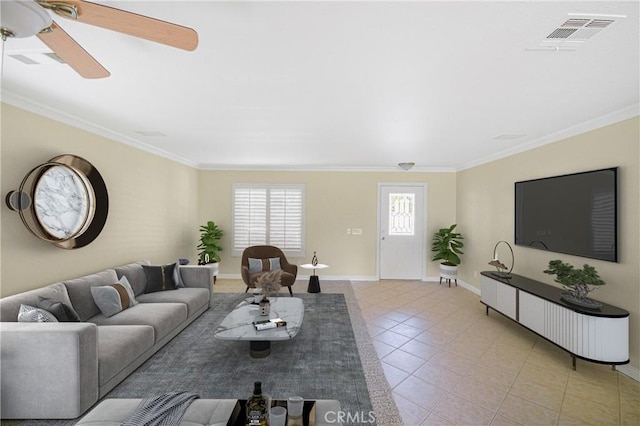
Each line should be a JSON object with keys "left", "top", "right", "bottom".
{"left": 299, "top": 264, "right": 329, "bottom": 293}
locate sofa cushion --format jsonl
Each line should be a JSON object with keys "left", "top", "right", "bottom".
{"left": 136, "top": 288, "right": 209, "bottom": 317}
{"left": 114, "top": 261, "right": 150, "bottom": 297}
{"left": 142, "top": 264, "right": 178, "bottom": 293}
{"left": 0, "top": 283, "right": 73, "bottom": 322}
{"left": 38, "top": 296, "right": 80, "bottom": 322}
{"left": 88, "top": 303, "right": 187, "bottom": 343}
{"left": 97, "top": 325, "right": 154, "bottom": 386}
{"left": 64, "top": 269, "right": 119, "bottom": 321}
{"left": 17, "top": 304, "right": 59, "bottom": 322}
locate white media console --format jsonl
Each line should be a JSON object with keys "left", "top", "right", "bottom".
{"left": 480, "top": 272, "right": 629, "bottom": 370}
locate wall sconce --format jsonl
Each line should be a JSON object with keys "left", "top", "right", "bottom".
{"left": 488, "top": 240, "right": 514, "bottom": 279}
{"left": 5, "top": 154, "right": 109, "bottom": 249}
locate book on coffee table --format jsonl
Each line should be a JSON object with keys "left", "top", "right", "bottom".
{"left": 253, "top": 318, "right": 287, "bottom": 331}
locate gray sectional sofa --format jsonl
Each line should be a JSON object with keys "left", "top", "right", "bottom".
{"left": 0, "top": 260, "right": 214, "bottom": 420}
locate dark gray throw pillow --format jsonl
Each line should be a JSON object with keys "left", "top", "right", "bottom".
{"left": 37, "top": 296, "right": 80, "bottom": 322}
{"left": 142, "top": 263, "right": 178, "bottom": 293}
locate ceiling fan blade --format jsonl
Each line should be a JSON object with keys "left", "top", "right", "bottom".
{"left": 45, "top": 0, "right": 198, "bottom": 51}
{"left": 36, "top": 22, "right": 110, "bottom": 79}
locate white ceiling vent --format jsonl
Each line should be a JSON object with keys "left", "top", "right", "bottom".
{"left": 547, "top": 18, "right": 614, "bottom": 41}
{"left": 527, "top": 14, "right": 625, "bottom": 52}
{"left": 134, "top": 131, "right": 166, "bottom": 137}
{"left": 8, "top": 51, "right": 66, "bottom": 65}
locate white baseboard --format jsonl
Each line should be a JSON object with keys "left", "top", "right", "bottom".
{"left": 617, "top": 364, "right": 640, "bottom": 382}
{"left": 334, "top": 275, "right": 379, "bottom": 281}
{"left": 216, "top": 273, "right": 378, "bottom": 281}
{"left": 423, "top": 276, "right": 480, "bottom": 295}
{"left": 219, "top": 274, "right": 481, "bottom": 292}
{"left": 457, "top": 280, "right": 480, "bottom": 295}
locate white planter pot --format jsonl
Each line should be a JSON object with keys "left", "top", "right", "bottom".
{"left": 209, "top": 262, "right": 219, "bottom": 276}
{"left": 439, "top": 263, "right": 458, "bottom": 279}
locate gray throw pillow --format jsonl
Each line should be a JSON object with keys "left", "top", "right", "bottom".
{"left": 91, "top": 276, "right": 137, "bottom": 318}
{"left": 248, "top": 258, "right": 263, "bottom": 273}
{"left": 117, "top": 276, "right": 138, "bottom": 307}
{"left": 173, "top": 264, "right": 185, "bottom": 288}
{"left": 269, "top": 257, "right": 281, "bottom": 271}
{"left": 249, "top": 257, "right": 281, "bottom": 273}
{"left": 18, "top": 304, "right": 59, "bottom": 323}
{"left": 37, "top": 296, "right": 80, "bottom": 322}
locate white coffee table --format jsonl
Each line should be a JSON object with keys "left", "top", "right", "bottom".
{"left": 214, "top": 297, "right": 304, "bottom": 358}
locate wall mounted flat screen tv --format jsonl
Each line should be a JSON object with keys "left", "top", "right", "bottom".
{"left": 515, "top": 167, "right": 618, "bottom": 262}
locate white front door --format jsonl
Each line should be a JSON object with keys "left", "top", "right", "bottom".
{"left": 378, "top": 184, "right": 426, "bottom": 280}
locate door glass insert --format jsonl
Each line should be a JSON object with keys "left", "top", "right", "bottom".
{"left": 388, "top": 193, "right": 415, "bottom": 235}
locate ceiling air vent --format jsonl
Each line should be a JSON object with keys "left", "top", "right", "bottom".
{"left": 9, "top": 54, "right": 39, "bottom": 65}
{"left": 527, "top": 14, "right": 623, "bottom": 52}
{"left": 547, "top": 18, "right": 614, "bottom": 41}
{"left": 8, "top": 51, "right": 66, "bottom": 65}
{"left": 42, "top": 52, "right": 66, "bottom": 63}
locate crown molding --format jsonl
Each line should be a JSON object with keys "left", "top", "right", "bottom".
{"left": 1, "top": 90, "right": 199, "bottom": 168}
{"left": 457, "top": 103, "right": 640, "bottom": 171}
{"left": 197, "top": 163, "right": 456, "bottom": 173}
{"left": 4, "top": 89, "right": 637, "bottom": 174}
{"left": 1, "top": 91, "right": 458, "bottom": 173}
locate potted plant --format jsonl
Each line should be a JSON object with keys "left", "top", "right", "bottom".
{"left": 543, "top": 260, "right": 606, "bottom": 308}
{"left": 430, "top": 224, "right": 464, "bottom": 282}
{"left": 197, "top": 221, "right": 223, "bottom": 267}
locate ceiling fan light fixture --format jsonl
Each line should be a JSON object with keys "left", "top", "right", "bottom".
{"left": 398, "top": 162, "right": 415, "bottom": 171}
{"left": 0, "top": 1, "right": 53, "bottom": 38}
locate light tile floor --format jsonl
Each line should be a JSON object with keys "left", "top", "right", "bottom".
{"left": 214, "top": 278, "right": 639, "bottom": 425}
{"left": 352, "top": 280, "right": 639, "bottom": 426}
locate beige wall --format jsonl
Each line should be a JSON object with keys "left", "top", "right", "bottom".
{"left": 1, "top": 104, "right": 200, "bottom": 296}
{"left": 457, "top": 117, "right": 640, "bottom": 369}
{"left": 198, "top": 170, "right": 456, "bottom": 278}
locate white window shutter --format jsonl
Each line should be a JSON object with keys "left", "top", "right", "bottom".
{"left": 232, "top": 184, "right": 304, "bottom": 256}
{"left": 233, "top": 187, "right": 267, "bottom": 252}
{"left": 269, "top": 187, "right": 303, "bottom": 252}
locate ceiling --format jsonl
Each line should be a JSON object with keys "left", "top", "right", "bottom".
{"left": 2, "top": 1, "right": 638, "bottom": 171}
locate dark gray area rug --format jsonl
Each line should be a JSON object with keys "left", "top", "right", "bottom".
{"left": 111, "top": 293, "right": 374, "bottom": 419}
{"left": 4, "top": 293, "right": 377, "bottom": 425}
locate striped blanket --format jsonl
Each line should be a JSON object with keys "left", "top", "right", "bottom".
{"left": 121, "top": 391, "right": 200, "bottom": 426}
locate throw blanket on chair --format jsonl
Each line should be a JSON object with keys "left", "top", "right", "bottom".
{"left": 121, "top": 391, "right": 200, "bottom": 426}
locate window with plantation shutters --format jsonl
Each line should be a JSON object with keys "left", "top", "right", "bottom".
{"left": 232, "top": 184, "right": 305, "bottom": 256}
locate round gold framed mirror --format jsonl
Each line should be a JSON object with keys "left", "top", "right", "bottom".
{"left": 6, "top": 154, "right": 109, "bottom": 249}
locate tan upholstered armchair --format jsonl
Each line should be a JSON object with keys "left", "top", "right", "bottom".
{"left": 241, "top": 245, "right": 298, "bottom": 296}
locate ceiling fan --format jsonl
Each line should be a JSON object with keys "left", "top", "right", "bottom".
{"left": 0, "top": 0, "right": 198, "bottom": 78}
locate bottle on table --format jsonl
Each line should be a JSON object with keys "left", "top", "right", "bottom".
{"left": 246, "top": 381, "right": 268, "bottom": 426}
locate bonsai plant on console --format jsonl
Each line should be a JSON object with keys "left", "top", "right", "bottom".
{"left": 197, "top": 221, "right": 224, "bottom": 275}
{"left": 431, "top": 224, "right": 464, "bottom": 284}
{"left": 543, "top": 259, "right": 606, "bottom": 309}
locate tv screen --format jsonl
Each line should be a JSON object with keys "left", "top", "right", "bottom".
{"left": 515, "top": 167, "right": 618, "bottom": 262}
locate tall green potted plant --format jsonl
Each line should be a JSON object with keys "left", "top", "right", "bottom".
{"left": 431, "top": 224, "right": 464, "bottom": 282}
{"left": 197, "top": 221, "right": 223, "bottom": 265}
